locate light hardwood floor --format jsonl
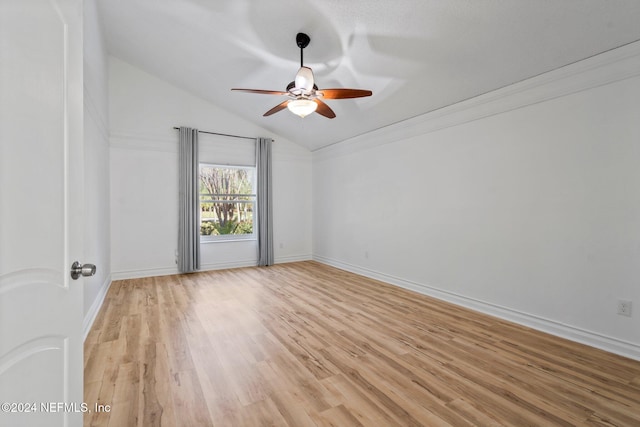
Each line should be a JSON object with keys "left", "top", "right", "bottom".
{"left": 84, "top": 261, "right": 640, "bottom": 426}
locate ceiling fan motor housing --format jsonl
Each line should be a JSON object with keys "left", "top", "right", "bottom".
{"left": 286, "top": 81, "right": 318, "bottom": 92}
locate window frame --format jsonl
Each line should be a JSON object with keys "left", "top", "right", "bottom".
{"left": 199, "top": 163, "right": 257, "bottom": 243}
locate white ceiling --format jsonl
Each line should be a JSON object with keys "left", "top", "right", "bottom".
{"left": 98, "top": 0, "right": 640, "bottom": 151}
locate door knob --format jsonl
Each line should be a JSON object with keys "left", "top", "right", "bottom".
{"left": 70, "top": 261, "right": 97, "bottom": 280}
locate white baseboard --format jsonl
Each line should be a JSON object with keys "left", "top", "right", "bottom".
{"left": 275, "top": 254, "right": 312, "bottom": 264}
{"left": 111, "top": 266, "right": 180, "bottom": 281}
{"left": 111, "top": 253, "right": 313, "bottom": 281}
{"left": 110, "top": 262, "right": 251, "bottom": 280}
{"left": 200, "top": 259, "right": 259, "bottom": 271}
{"left": 313, "top": 255, "right": 640, "bottom": 362}
{"left": 83, "top": 275, "right": 112, "bottom": 341}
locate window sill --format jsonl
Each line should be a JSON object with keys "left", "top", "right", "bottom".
{"left": 200, "top": 236, "right": 257, "bottom": 244}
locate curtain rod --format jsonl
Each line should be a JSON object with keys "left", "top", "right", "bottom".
{"left": 173, "top": 127, "right": 269, "bottom": 141}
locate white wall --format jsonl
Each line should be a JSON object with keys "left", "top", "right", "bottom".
{"left": 313, "top": 43, "right": 640, "bottom": 359}
{"left": 102, "top": 23, "right": 639, "bottom": 360}
{"left": 109, "top": 57, "right": 312, "bottom": 278}
{"left": 83, "top": 0, "right": 111, "bottom": 336}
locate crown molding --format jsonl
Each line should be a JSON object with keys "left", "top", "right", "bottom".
{"left": 314, "top": 40, "right": 640, "bottom": 160}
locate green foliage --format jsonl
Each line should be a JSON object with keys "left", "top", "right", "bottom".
{"left": 215, "top": 220, "right": 239, "bottom": 235}
{"left": 200, "top": 221, "right": 218, "bottom": 236}
{"left": 200, "top": 220, "right": 253, "bottom": 236}
{"left": 235, "top": 221, "right": 253, "bottom": 234}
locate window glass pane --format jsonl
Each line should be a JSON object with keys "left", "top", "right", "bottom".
{"left": 199, "top": 165, "right": 256, "bottom": 238}
{"left": 200, "top": 202, "right": 253, "bottom": 236}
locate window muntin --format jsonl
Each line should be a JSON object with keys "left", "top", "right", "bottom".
{"left": 199, "top": 164, "right": 256, "bottom": 241}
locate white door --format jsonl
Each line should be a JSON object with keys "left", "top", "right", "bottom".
{"left": 0, "top": 0, "right": 85, "bottom": 426}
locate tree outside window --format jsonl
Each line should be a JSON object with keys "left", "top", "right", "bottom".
{"left": 199, "top": 165, "right": 256, "bottom": 240}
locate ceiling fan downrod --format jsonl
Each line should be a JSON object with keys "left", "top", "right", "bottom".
{"left": 296, "top": 32, "right": 310, "bottom": 67}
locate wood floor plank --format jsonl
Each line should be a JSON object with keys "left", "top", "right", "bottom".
{"left": 84, "top": 261, "right": 640, "bottom": 426}
{"left": 168, "top": 368, "right": 212, "bottom": 427}
{"left": 108, "top": 361, "right": 140, "bottom": 427}
{"left": 446, "top": 398, "right": 504, "bottom": 427}
{"left": 315, "top": 404, "right": 366, "bottom": 427}
{"left": 149, "top": 342, "right": 176, "bottom": 427}
{"left": 320, "top": 373, "right": 406, "bottom": 426}
{"left": 256, "top": 363, "right": 320, "bottom": 427}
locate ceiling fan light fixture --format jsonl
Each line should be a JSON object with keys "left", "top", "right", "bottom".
{"left": 287, "top": 99, "right": 317, "bottom": 118}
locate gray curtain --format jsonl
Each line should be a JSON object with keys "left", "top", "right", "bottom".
{"left": 178, "top": 127, "right": 200, "bottom": 273}
{"left": 256, "top": 137, "right": 274, "bottom": 266}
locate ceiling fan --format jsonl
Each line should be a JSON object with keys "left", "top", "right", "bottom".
{"left": 232, "top": 33, "right": 372, "bottom": 119}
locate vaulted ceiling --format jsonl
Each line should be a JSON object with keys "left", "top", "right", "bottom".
{"left": 98, "top": 0, "right": 640, "bottom": 151}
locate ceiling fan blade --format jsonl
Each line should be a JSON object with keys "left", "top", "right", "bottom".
{"left": 318, "top": 88, "right": 372, "bottom": 99}
{"left": 231, "top": 88, "right": 289, "bottom": 96}
{"left": 314, "top": 99, "right": 336, "bottom": 119}
{"left": 263, "top": 100, "right": 289, "bottom": 117}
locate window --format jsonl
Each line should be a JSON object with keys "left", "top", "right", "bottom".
{"left": 199, "top": 164, "right": 256, "bottom": 241}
